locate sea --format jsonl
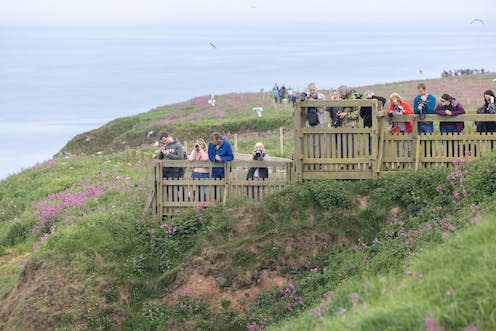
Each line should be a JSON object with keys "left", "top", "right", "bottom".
{"left": 1, "top": 22, "right": 495, "bottom": 179}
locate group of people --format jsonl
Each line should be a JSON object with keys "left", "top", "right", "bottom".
{"left": 152, "top": 132, "right": 269, "bottom": 181}
{"left": 441, "top": 68, "right": 486, "bottom": 78}
{"left": 303, "top": 82, "right": 496, "bottom": 134}
{"left": 272, "top": 83, "right": 296, "bottom": 105}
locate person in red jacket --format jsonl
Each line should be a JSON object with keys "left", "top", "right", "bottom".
{"left": 388, "top": 92, "right": 413, "bottom": 134}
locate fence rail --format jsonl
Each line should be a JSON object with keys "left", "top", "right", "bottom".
{"left": 149, "top": 159, "right": 292, "bottom": 219}
{"left": 142, "top": 101, "right": 496, "bottom": 218}
{"left": 294, "top": 100, "right": 496, "bottom": 180}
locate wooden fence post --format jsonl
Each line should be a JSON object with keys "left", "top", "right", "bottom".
{"left": 280, "top": 127, "right": 284, "bottom": 157}
{"left": 293, "top": 101, "right": 303, "bottom": 182}
{"left": 156, "top": 162, "right": 163, "bottom": 220}
{"left": 125, "top": 146, "right": 130, "bottom": 163}
{"left": 131, "top": 149, "right": 136, "bottom": 164}
{"left": 223, "top": 162, "right": 230, "bottom": 205}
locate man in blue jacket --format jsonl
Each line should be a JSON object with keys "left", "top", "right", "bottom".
{"left": 413, "top": 83, "right": 437, "bottom": 133}
{"left": 208, "top": 132, "right": 234, "bottom": 179}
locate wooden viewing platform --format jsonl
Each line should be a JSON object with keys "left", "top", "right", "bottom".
{"left": 148, "top": 159, "right": 292, "bottom": 219}
{"left": 293, "top": 99, "right": 496, "bottom": 180}
{"left": 147, "top": 99, "right": 496, "bottom": 218}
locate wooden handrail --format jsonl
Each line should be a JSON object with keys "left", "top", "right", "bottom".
{"left": 153, "top": 159, "right": 292, "bottom": 168}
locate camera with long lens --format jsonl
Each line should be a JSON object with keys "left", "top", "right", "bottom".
{"left": 418, "top": 101, "right": 426, "bottom": 119}
{"left": 300, "top": 92, "right": 308, "bottom": 101}
{"left": 195, "top": 144, "right": 200, "bottom": 150}
{"left": 254, "top": 150, "right": 262, "bottom": 159}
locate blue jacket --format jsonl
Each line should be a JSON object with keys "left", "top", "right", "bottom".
{"left": 413, "top": 94, "right": 437, "bottom": 115}
{"left": 208, "top": 139, "right": 234, "bottom": 177}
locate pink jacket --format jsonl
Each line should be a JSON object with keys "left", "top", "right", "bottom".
{"left": 188, "top": 149, "right": 209, "bottom": 173}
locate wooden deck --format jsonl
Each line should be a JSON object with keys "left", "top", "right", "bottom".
{"left": 145, "top": 99, "right": 496, "bottom": 218}
{"left": 294, "top": 99, "right": 496, "bottom": 180}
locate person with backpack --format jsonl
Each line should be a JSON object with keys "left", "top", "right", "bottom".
{"left": 153, "top": 131, "right": 186, "bottom": 179}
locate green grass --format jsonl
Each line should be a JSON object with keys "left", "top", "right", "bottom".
{"left": 59, "top": 73, "right": 496, "bottom": 156}
{"left": 1, "top": 149, "right": 495, "bottom": 330}
{"left": 2, "top": 74, "right": 496, "bottom": 329}
{"left": 270, "top": 212, "right": 496, "bottom": 331}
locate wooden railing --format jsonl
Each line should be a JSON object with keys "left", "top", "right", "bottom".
{"left": 294, "top": 99, "right": 496, "bottom": 180}
{"left": 148, "top": 159, "right": 292, "bottom": 219}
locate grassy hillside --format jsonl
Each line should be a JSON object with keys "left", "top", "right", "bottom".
{"left": 2, "top": 74, "right": 496, "bottom": 330}
{"left": 1, "top": 146, "right": 496, "bottom": 329}
{"left": 271, "top": 212, "right": 496, "bottom": 331}
{"left": 59, "top": 74, "right": 496, "bottom": 156}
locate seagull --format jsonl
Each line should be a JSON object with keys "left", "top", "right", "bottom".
{"left": 209, "top": 42, "right": 217, "bottom": 49}
{"left": 253, "top": 107, "right": 264, "bottom": 117}
{"left": 207, "top": 93, "right": 216, "bottom": 106}
{"left": 419, "top": 68, "right": 423, "bottom": 76}
{"left": 470, "top": 18, "right": 485, "bottom": 25}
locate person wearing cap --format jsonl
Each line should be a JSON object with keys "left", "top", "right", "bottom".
{"left": 434, "top": 94, "right": 465, "bottom": 133}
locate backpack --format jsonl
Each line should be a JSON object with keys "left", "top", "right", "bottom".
{"left": 306, "top": 107, "right": 320, "bottom": 127}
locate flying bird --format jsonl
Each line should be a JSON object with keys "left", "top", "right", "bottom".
{"left": 470, "top": 18, "right": 485, "bottom": 25}
{"left": 209, "top": 42, "right": 217, "bottom": 49}
{"left": 419, "top": 68, "right": 423, "bottom": 76}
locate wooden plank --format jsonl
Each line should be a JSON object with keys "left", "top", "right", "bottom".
{"left": 302, "top": 171, "right": 373, "bottom": 180}
{"left": 303, "top": 158, "right": 372, "bottom": 164}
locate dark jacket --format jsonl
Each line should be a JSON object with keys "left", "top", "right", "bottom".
{"left": 208, "top": 139, "right": 234, "bottom": 178}
{"left": 434, "top": 100, "right": 465, "bottom": 133}
{"left": 476, "top": 103, "right": 496, "bottom": 132}
{"left": 156, "top": 140, "right": 186, "bottom": 178}
{"left": 360, "top": 95, "right": 386, "bottom": 128}
{"left": 246, "top": 153, "right": 269, "bottom": 180}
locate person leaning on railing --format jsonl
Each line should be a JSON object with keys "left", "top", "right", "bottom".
{"left": 152, "top": 131, "right": 186, "bottom": 179}
{"left": 188, "top": 138, "right": 210, "bottom": 179}
{"left": 388, "top": 93, "right": 413, "bottom": 134}
{"left": 333, "top": 85, "right": 360, "bottom": 128}
{"left": 434, "top": 94, "right": 465, "bottom": 133}
{"left": 302, "top": 82, "right": 326, "bottom": 128}
{"left": 208, "top": 132, "right": 234, "bottom": 179}
{"left": 413, "top": 83, "right": 437, "bottom": 133}
{"left": 476, "top": 90, "right": 496, "bottom": 133}
{"left": 247, "top": 142, "right": 269, "bottom": 180}
{"left": 360, "top": 90, "right": 386, "bottom": 128}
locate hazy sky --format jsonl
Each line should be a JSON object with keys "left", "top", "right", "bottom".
{"left": 1, "top": 0, "right": 494, "bottom": 25}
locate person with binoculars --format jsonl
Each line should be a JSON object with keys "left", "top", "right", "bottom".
{"left": 188, "top": 138, "right": 209, "bottom": 180}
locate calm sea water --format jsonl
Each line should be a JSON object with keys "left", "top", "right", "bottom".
{"left": 1, "top": 23, "right": 495, "bottom": 179}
